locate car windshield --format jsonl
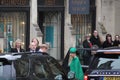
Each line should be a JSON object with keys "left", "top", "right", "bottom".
{"left": 91, "top": 54, "right": 120, "bottom": 70}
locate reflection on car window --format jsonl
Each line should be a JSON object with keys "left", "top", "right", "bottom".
{"left": 0, "top": 62, "right": 3, "bottom": 76}
{"left": 0, "top": 58, "right": 16, "bottom": 79}
{"left": 33, "top": 58, "right": 51, "bottom": 79}
{"left": 14, "top": 58, "right": 29, "bottom": 77}
{"left": 96, "top": 58, "right": 120, "bottom": 69}
{"left": 47, "top": 57, "right": 64, "bottom": 76}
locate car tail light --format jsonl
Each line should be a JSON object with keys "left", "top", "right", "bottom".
{"left": 84, "top": 75, "right": 88, "bottom": 80}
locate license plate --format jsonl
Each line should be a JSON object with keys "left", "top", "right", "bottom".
{"left": 104, "top": 76, "right": 120, "bottom": 80}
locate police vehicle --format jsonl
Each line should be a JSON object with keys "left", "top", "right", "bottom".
{"left": 84, "top": 47, "right": 120, "bottom": 80}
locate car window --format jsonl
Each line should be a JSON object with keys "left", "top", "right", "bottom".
{"left": 0, "top": 58, "right": 16, "bottom": 79}
{"left": 91, "top": 55, "right": 120, "bottom": 70}
{"left": 14, "top": 58, "right": 29, "bottom": 77}
{"left": 33, "top": 58, "right": 52, "bottom": 79}
{"left": 46, "top": 57, "right": 65, "bottom": 76}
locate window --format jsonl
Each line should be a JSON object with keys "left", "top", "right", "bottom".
{"left": 46, "top": 57, "right": 65, "bottom": 76}
{"left": 33, "top": 58, "right": 51, "bottom": 79}
{"left": 14, "top": 58, "right": 29, "bottom": 77}
{"left": 0, "top": 58, "right": 15, "bottom": 79}
{"left": 0, "top": 12, "right": 26, "bottom": 52}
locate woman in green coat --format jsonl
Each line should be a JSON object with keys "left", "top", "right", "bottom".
{"left": 69, "top": 47, "right": 84, "bottom": 80}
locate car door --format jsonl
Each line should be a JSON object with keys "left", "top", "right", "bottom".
{"left": 14, "top": 55, "right": 30, "bottom": 80}
{"left": 31, "top": 56, "right": 54, "bottom": 80}
{"left": 0, "top": 58, "right": 16, "bottom": 80}
{"left": 46, "top": 56, "right": 68, "bottom": 80}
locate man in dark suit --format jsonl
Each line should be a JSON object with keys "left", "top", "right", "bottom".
{"left": 29, "top": 42, "right": 37, "bottom": 52}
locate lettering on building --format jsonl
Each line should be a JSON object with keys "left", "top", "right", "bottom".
{"left": 69, "top": 0, "right": 90, "bottom": 14}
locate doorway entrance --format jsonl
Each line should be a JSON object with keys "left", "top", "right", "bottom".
{"left": 39, "top": 12, "right": 62, "bottom": 59}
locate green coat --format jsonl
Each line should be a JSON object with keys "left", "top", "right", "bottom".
{"left": 70, "top": 56, "right": 84, "bottom": 80}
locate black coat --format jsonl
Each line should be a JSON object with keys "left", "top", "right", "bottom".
{"left": 62, "top": 48, "right": 71, "bottom": 74}
{"left": 26, "top": 46, "right": 40, "bottom": 52}
{"left": 83, "top": 40, "right": 92, "bottom": 65}
{"left": 113, "top": 40, "right": 120, "bottom": 46}
{"left": 10, "top": 48, "right": 25, "bottom": 53}
{"left": 102, "top": 41, "right": 114, "bottom": 48}
{"left": 83, "top": 40, "right": 91, "bottom": 48}
{"left": 90, "top": 36, "right": 101, "bottom": 48}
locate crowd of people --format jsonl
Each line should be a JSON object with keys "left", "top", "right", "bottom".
{"left": 62, "top": 30, "right": 120, "bottom": 80}
{"left": 83, "top": 30, "right": 120, "bottom": 49}
{"left": 10, "top": 38, "right": 49, "bottom": 55}
{"left": 82, "top": 30, "right": 120, "bottom": 65}
{"left": 9, "top": 30, "right": 120, "bottom": 80}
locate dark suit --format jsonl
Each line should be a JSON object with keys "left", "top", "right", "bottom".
{"left": 90, "top": 35, "right": 101, "bottom": 48}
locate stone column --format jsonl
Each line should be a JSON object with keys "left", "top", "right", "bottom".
{"left": 96, "top": 0, "right": 106, "bottom": 41}
{"left": 30, "top": 0, "right": 42, "bottom": 45}
{"left": 64, "top": 0, "right": 76, "bottom": 56}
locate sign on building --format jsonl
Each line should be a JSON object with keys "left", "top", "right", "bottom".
{"left": 69, "top": 0, "right": 90, "bottom": 14}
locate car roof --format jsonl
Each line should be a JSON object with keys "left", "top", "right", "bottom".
{"left": 96, "top": 47, "right": 120, "bottom": 55}
{"left": 0, "top": 52, "right": 52, "bottom": 61}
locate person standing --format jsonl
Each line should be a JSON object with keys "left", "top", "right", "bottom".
{"left": 69, "top": 47, "right": 84, "bottom": 80}
{"left": 29, "top": 42, "right": 37, "bottom": 52}
{"left": 31, "top": 38, "right": 40, "bottom": 51}
{"left": 102, "top": 34, "right": 114, "bottom": 48}
{"left": 90, "top": 30, "right": 102, "bottom": 48}
{"left": 83, "top": 34, "right": 92, "bottom": 48}
{"left": 113, "top": 35, "right": 120, "bottom": 47}
{"left": 10, "top": 39, "right": 25, "bottom": 53}
{"left": 83, "top": 34, "right": 92, "bottom": 65}
{"left": 39, "top": 44, "right": 49, "bottom": 55}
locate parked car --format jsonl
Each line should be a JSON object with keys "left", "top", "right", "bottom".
{"left": 84, "top": 47, "right": 120, "bottom": 80}
{"left": 77, "top": 45, "right": 100, "bottom": 73}
{"left": 0, "top": 52, "right": 75, "bottom": 80}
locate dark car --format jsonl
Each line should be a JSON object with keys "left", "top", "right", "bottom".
{"left": 0, "top": 52, "right": 74, "bottom": 80}
{"left": 84, "top": 47, "right": 120, "bottom": 80}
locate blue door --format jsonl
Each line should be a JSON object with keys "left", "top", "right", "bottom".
{"left": 45, "top": 26, "right": 54, "bottom": 48}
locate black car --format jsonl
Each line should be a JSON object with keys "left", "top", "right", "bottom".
{"left": 84, "top": 48, "right": 120, "bottom": 80}
{"left": 0, "top": 52, "right": 74, "bottom": 80}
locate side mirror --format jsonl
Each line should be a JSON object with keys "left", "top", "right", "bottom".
{"left": 67, "top": 71, "right": 75, "bottom": 79}
{"left": 54, "top": 74, "right": 62, "bottom": 80}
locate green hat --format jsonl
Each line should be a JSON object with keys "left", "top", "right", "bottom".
{"left": 70, "top": 47, "right": 77, "bottom": 53}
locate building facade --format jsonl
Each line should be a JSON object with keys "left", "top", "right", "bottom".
{"left": 0, "top": 0, "right": 65, "bottom": 60}
{"left": 0, "top": 0, "right": 119, "bottom": 59}
{"left": 64, "top": 0, "right": 96, "bottom": 55}
{"left": 96, "top": 0, "right": 120, "bottom": 40}
{"left": 0, "top": 0, "right": 30, "bottom": 52}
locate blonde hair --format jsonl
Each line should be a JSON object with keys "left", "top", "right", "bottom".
{"left": 14, "top": 39, "right": 22, "bottom": 48}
